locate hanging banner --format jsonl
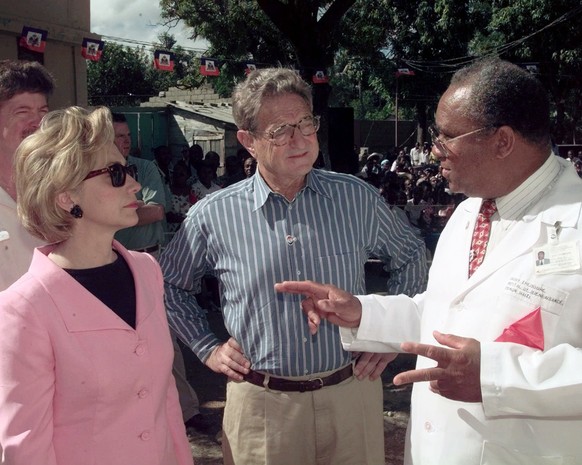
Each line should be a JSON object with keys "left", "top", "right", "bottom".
{"left": 19, "top": 26, "right": 48, "bottom": 53}
{"left": 521, "top": 62, "right": 540, "bottom": 74}
{"left": 200, "top": 57, "right": 220, "bottom": 76}
{"left": 81, "top": 38, "right": 104, "bottom": 61}
{"left": 312, "top": 69, "right": 329, "bottom": 84}
{"left": 395, "top": 68, "right": 415, "bottom": 77}
{"left": 154, "top": 50, "right": 175, "bottom": 71}
{"left": 244, "top": 62, "right": 257, "bottom": 75}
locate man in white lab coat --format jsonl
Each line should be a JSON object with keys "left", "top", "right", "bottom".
{"left": 276, "top": 58, "right": 582, "bottom": 464}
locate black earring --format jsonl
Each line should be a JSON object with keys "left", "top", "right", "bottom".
{"left": 70, "top": 204, "right": 83, "bottom": 219}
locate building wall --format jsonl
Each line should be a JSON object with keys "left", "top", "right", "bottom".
{"left": 142, "top": 85, "right": 238, "bottom": 171}
{"left": 0, "top": 0, "right": 98, "bottom": 108}
{"left": 142, "top": 83, "right": 231, "bottom": 107}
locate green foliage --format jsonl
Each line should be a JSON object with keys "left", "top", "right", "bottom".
{"left": 88, "top": 43, "right": 153, "bottom": 106}
{"left": 92, "top": 0, "right": 582, "bottom": 143}
{"left": 469, "top": 0, "right": 582, "bottom": 143}
{"left": 88, "top": 34, "right": 201, "bottom": 107}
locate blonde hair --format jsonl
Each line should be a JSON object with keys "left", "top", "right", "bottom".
{"left": 15, "top": 106, "right": 114, "bottom": 243}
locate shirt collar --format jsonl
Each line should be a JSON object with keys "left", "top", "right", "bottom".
{"left": 251, "top": 169, "right": 331, "bottom": 211}
{"left": 496, "top": 153, "right": 561, "bottom": 220}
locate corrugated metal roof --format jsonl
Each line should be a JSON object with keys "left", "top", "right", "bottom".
{"left": 168, "top": 101, "right": 236, "bottom": 125}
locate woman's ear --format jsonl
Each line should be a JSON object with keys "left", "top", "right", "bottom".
{"left": 55, "top": 191, "right": 75, "bottom": 212}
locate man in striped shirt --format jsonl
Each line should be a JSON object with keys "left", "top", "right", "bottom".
{"left": 160, "top": 68, "right": 427, "bottom": 465}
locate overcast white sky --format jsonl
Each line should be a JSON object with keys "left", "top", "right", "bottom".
{"left": 90, "top": 0, "right": 208, "bottom": 51}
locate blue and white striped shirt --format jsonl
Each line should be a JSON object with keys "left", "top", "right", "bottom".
{"left": 160, "top": 169, "right": 428, "bottom": 376}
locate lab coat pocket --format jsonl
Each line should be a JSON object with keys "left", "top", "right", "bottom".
{"left": 481, "top": 440, "right": 576, "bottom": 464}
{"left": 496, "top": 276, "right": 569, "bottom": 348}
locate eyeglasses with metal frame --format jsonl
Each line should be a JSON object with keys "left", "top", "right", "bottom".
{"left": 83, "top": 163, "right": 138, "bottom": 187}
{"left": 428, "top": 125, "right": 495, "bottom": 158}
{"left": 255, "top": 115, "right": 321, "bottom": 146}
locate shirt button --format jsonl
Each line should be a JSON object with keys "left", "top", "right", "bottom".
{"left": 140, "top": 430, "right": 151, "bottom": 441}
{"left": 297, "top": 270, "right": 301, "bottom": 276}
{"left": 138, "top": 389, "right": 149, "bottom": 399}
{"left": 424, "top": 421, "right": 433, "bottom": 432}
{"left": 135, "top": 344, "right": 146, "bottom": 356}
{"left": 303, "top": 337, "right": 307, "bottom": 343}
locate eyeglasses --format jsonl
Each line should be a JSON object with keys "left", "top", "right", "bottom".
{"left": 428, "top": 125, "right": 494, "bottom": 158}
{"left": 256, "top": 115, "right": 320, "bottom": 146}
{"left": 83, "top": 162, "right": 138, "bottom": 187}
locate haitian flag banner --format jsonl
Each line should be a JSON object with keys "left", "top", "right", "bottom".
{"left": 521, "top": 63, "right": 540, "bottom": 74}
{"left": 200, "top": 57, "right": 220, "bottom": 76}
{"left": 154, "top": 50, "right": 175, "bottom": 71}
{"left": 312, "top": 68, "right": 329, "bottom": 84}
{"left": 19, "top": 26, "right": 48, "bottom": 53}
{"left": 244, "top": 62, "right": 257, "bottom": 75}
{"left": 81, "top": 38, "right": 104, "bottom": 61}
{"left": 395, "top": 68, "right": 415, "bottom": 77}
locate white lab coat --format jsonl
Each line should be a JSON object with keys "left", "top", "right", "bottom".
{"left": 342, "top": 158, "right": 582, "bottom": 464}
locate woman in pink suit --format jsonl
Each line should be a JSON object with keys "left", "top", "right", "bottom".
{"left": 0, "top": 107, "right": 194, "bottom": 465}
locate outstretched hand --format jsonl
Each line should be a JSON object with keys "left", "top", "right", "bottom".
{"left": 274, "top": 280, "right": 362, "bottom": 334}
{"left": 393, "top": 331, "right": 482, "bottom": 402}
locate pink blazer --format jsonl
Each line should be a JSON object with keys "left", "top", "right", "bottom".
{"left": 0, "top": 242, "right": 193, "bottom": 465}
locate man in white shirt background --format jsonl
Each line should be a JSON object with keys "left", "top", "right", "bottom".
{"left": 0, "top": 60, "right": 54, "bottom": 291}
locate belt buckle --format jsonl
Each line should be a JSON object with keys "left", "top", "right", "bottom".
{"left": 300, "top": 377, "right": 323, "bottom": 392}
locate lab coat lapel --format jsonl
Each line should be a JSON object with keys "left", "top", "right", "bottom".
{"left": 455, "top": 168, "right": 582, "bottom": 295}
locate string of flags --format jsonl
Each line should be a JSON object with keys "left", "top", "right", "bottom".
{"left": 18, "top": 24, "right": 333, "bottom": 83}
{"left": 20, "top": 25, "right": 544, "bottom": 84}
{"left": 20, "top": 25, "right": 439, "bottom": 84}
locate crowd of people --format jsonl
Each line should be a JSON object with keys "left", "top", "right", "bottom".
{"left": 2, "top": 55, "right": 582, "bottom": 465}
{"left": 356, "top": 146, "right": 466, "bottom": 257}
{"left": 160, "top": 145, "right": 256, "bottom": 240}
{"left": 356, "top": 139, "right": 582, "bottom": 254}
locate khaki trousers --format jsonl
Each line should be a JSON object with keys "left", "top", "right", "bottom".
{"left": 222, "top": 368, "right": 384, "bottom": 465}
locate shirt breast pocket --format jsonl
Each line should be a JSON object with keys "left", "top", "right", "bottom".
{"left": 314, "top": 251, "right": 363, "bottom": 291}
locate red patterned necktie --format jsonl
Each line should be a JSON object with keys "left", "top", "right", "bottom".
{"left": 468, "top": 199, "right": 497, "bottom": 277}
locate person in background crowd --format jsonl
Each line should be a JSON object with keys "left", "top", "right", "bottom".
{"left": 243, "top": 156, "right": 257, "bottom": 178}
{"left": 0, "top": 106, "right": 192, "bottom": 465}
{"left": 410, "top": 142, "right": 422, "bottom": 166}
{"left": 359, "top": 152, "right": 382, "bottom": 187}
{"left": 190, "top": 159, "right": 222, "bottom": 201}
{"left": 160, "top": 67, "right": 427, "bottom": 465}
{"left": 185, "top": 144, "right": 204, "bottom": 186}
{"left": 166, "top": 160, "right": 194, "bottom": 233}
{"left": 153, "top": 145, "right": 172, "bottom": 186}
{"left": 216, "top": 155, "right": 245, "bottom": 187}
{"left": 204, "top": 150, "right": 221, "bottom": 180}
{"left": 276, "top": 58, "right": 582, "bottom": 465}
{"left": 153, "top": 145, "right": 173, "bottom": 217}
{"left": 112, "top": 113, "right": 168, "bottom": 257}
{"left": 0, "top": 59, "right": 54, "bottom": 291}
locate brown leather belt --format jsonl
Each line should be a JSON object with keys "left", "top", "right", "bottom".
{"left": 243, "top": 364, "right": 353, "bottom": 392}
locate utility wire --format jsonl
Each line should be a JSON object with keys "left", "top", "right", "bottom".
{"left": 402, "top": 4, "right": 582, "bottom": 74}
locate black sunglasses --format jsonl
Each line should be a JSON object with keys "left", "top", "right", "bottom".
{"left": 83, "top": 163, "right": 138, "bottom": 187}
